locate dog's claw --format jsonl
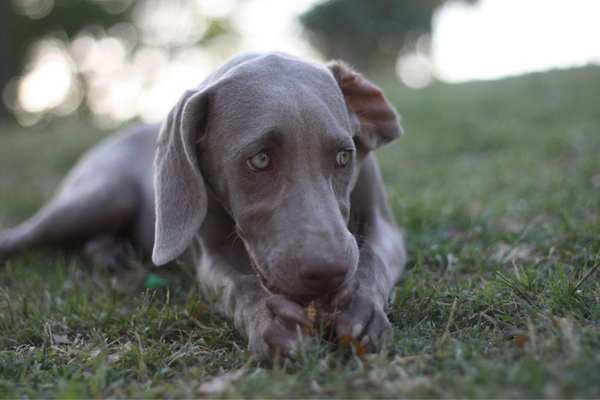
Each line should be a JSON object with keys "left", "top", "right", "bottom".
{"left": 335, "top": 291, "right": 392, "bottom": 354}
{"left": 266, "top": 294, "right": 313, "bottom": 329}
{"left": 249, "top": 295, "right": 312, "bottom": 364}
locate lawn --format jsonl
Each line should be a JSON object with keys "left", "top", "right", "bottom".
{"left": 1, "top": 65, "right": 599, "bottom": 398}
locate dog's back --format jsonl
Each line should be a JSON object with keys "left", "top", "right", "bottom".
{"left": 0, "top": 123, "right": 159, "bottom": 264}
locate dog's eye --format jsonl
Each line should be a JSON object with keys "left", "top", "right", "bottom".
{"left": 335, "top": 150, "right": 352, "bottom": 168}
{"left": 247, "top": 151, "right": 271, "bottom": 171}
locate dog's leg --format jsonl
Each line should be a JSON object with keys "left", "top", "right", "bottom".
{"left": 0, "top": 178, "right": 137, "bottom": 264}
{"left": 84, "top": 235, "right": 148, "bottom": 292}
{"left": 196, "top": 247, "right": 313, "bottom": 364}
{"left": 83, "top": 235, "right": 137, "bottom": 271}
{"left": 0, "top": 227, "right": 29, "bottom": 263}
{"left": 335, "top": 154, "right": 407, "bottom": 352}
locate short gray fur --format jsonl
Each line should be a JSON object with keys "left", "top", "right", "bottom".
{"left": 0, "top": 53, "right": 406, "bottom": 363}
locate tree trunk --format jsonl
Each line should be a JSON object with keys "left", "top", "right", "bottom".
{"left": 0, "top": 1, "right": 13, "bottom": 118}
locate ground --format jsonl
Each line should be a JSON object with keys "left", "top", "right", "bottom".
{"left": 1, "top": 66, "right": 599, "bottom": 398}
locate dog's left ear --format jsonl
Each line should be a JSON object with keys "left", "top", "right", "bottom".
{"left": 328, "top": 61, "right": 404, "bottom": 151}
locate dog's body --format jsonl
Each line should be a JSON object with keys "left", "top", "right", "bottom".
{"left": 0, "top": 124, "right": 158, "bottom": 266}
{"left": 0, "top": 53, "right": 406, "bottom": 362}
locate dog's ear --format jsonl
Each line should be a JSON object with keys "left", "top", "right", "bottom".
{"left": 328, "top": 61, "right": 403, "bottom": 151}
{"left": 152, "top": 88, "right": 211, "bottom": 266}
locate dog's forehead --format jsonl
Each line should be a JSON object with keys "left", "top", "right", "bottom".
{"left": 209, "top": 55, "right": 352, "bottom": 139}
{"left": 224, "top": 53, "right": 338, "bottom": 94}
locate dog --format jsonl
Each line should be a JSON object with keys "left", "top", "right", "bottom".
{"left": 0, "top": 53, "right": 406, "bottom": 362}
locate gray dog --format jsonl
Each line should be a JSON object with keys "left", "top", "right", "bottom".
{"left": 0, "top": 53, "right": 406, "bottom": 362}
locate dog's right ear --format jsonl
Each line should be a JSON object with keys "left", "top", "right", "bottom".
{"left": 152, "top": 88, "right": 210, "bottom": 266}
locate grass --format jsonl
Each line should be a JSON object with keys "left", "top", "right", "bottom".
{"left": 1, "top": 65, "right": 600, "bottom": 398}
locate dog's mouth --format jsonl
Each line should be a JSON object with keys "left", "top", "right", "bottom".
{"left": 240, "top": 238, "right": 285, "bottom": 294}
{"left": 246, "top": 255, "right": 308, "bottom": 303}
{"left": 243, "top": 245, "right": 321, "bottom": 306}
{"left": 239, "top": 235, "right": 346, "bottom": 306}
{"left": 248, "top": 257, "right": 346, "bottom": 308}
{"left": 248, "top": 257, "right": 282, "bottom": 295}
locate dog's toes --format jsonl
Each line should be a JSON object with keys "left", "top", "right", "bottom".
{"left": 335, "top": 293, "right": 375, "bottom": 340}
{"left": 110, "top": 261, "right": 148, "bottom": 294}
{"left": 248, "top": 296, "right": 314, "bottom": 365}
{"left": 84, "top": 236, "right": 137, "bottom": 272}
{"left": 266, "top": 294, "right": 313, "bottom": 330}
{"left": 335, "top": 292, "right": 392, "bottom": 354}
{"left": 263, "top": 318, "right": 304, "bottom": 358}
{"left": 0, "top": 231, "right": 17, "bottom": 266}
{"left": 357, "top": 309, "right": 393, "bottom": 353}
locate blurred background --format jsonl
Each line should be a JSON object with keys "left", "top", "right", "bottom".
{"left": 1, "top": 0, "right": 599, "bottom": 128}
{"left": 1, "top": 5, "right": 600, "bottom": 396}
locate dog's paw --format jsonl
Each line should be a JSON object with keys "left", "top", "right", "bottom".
{"left": 248, "top": 294, "right": 314, "bottom": 364}
{"left": 335, "top": 290, "right": 393, "bottom": 354}
{"left": 0, "top": 230, "right": 17, "bottom": 266}
{"left": 84, "top": 236, "right": 137, "bottom": 272}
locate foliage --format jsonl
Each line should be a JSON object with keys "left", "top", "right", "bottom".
{"left": 3, "top": 1, "right": 131, "bottom": 75}
{"left": 0, "top": 0, "right": 235, "bottom": 121}
{"left": 1, "top": 65, "right": 600, "bottom": 397}
{"left": 0, "top": 1, "right": 132, "bottom": 115}
{"left": 300, "top": 0, "right": 474, "bottom": 73}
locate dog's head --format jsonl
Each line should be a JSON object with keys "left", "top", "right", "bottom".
{"left": 152, "top": 53, "right": 402, "bottom": 302}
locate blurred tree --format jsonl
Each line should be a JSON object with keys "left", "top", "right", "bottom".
{"left": 0, "top": 0, "right": 237, "bottom": 123}
{"left": 0, "top": 2, "right": 12, "bottom": 116}
{"left": 300, "top": 0, "right": 475, "bottom": 75}
{"left": 0, "top": 0, "right": 133, "bottom": 117}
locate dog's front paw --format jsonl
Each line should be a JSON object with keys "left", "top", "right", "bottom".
{"left": 248, "top": 294, "right": 313, "bottom": 364}
{"left": 335, "top": 290, "right": 393, "bottom": 354}
{"left": 0, "top": 230, "right": 17, "bottom": 266}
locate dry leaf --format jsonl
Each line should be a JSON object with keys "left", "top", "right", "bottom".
{"left": 493, "top": 243, "right": 534, "bottom": 264}
{"left": 198, "top": 369, "right": 246, "bottom": 395}
{"left": 304, "top": 301, "right": 318, "bottom": 335}
{"left": 108, "top": 353, "right": 121, "bottom": 364}
{"left": 89, "top": 349, "right": 102, "bottom": 358}
{"left": 512, "top": 333, "right": 530, "bottom": 349}
{"left": 52, "top": 334, "right": 71, "bottom": 345}
{"left": 303, "top": 300, "right": 336, "bottom": 335}
{"left": 340, "top": 335, "right": 367, "bottom": 357}
{"left": 505, "top": 330, "right": 530, "bottom": 349}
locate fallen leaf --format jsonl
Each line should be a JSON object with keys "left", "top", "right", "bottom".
{"left": 89, "top": 349, "right": 102, "bottom": 358}
{"left": 304, "top": 301, "right": 318, "bottom": 335}
{"left": 198, "top": 369, "right": 246, "bottom": 395}
{"left": 52, "top": 334, "right": 71, "bottom": 345}
{"left": 504, "top": 330, "right": 530, "bottom": 349}
{"left": 493, "top": 243, "right": 534, "bottom": 264}
{"left": 108, "top": 353, "right": 121, "bottom": 364}
{"left": 339, "top": 335, "right": 367, "bottom": 357}
{"left": 555, "top": 317, "right": 580, "bottom": 353}
{"left": 512, "top": 334, "right": 530, "bottom": 349}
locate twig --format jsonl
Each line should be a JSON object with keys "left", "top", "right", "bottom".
{"left": 573, "top": 253, "right": 600, "bottom": 293}
{"left": 440, "top": 297, "right": 458, "bottom": 343}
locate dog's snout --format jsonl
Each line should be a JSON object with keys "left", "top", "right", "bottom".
{"left": 299, "top": 261, "right": 349, "bottom": 294}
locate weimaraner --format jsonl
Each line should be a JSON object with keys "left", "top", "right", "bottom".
{"left": 0, "top": 53, "right": 406, "bottom": 363}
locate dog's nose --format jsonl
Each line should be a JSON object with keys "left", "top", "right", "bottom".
{"left": 299, "top": 261, "right": 349, "bottom": 294}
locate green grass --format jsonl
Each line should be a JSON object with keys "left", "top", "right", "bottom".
{"left": 1, "top": 66, "right": 600, "bottom": 398}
